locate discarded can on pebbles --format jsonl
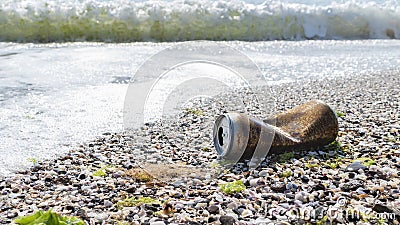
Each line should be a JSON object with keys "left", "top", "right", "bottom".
{"left": 213, "top": 100, "right": 338, "bottom": 165}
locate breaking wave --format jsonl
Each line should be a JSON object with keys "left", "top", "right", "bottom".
{"left": 1, "top": 0, "right": 399, "bottom": 42}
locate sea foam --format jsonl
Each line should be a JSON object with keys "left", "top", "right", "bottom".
{"left": 0, "top": 0, "right": 399, "bottom": 42}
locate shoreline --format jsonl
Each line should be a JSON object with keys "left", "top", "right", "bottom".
{"left": 1, "top": 71, "right": 399, "bottom": 224}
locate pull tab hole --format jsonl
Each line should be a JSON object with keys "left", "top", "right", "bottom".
{"left": 218, "top": 127, "right": 224, "bottom": 146}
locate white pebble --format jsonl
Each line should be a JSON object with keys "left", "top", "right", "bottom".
{"left": 104, "top": 200, "right": 113, "bottom": 208}
{"left": 249, "top": 178, "right": 260, "bottom": 187}
{"left": 258, "top": 170, "right": 268, "bottom": 177}
{"left": 295, "top": 192, "right": 309, "bottom": 203}
{"left": 150, "top": 221, "right": 166, "bottom": 225}
{"left": 195, "top": 202, "right": 207, "bottom": 209}
{"left": 227, "top": 202, "right": 238, "bottom": 210}
{"left": 241, "top": 209, "right": 253, "bottom": 217}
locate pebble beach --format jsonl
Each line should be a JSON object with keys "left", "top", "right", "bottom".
{"left": 1, "top": 71, "right": 399, "bottom": 224}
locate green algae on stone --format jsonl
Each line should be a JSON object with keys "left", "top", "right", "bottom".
{"left": 353, "top": 157, "right": 376, "bottom": 166}
{"left": 200, "top": 147, "right": 211, "bottom": 152}
{"left": 27, "top": 158, "right": 38, "bottom": 166}
{"left": 92, "top": 165, "right": 115, "bottom": 177}
{"left": 116, "top": 197, "right": 160, "bottom": 209}
{"left": 335, "top": 110, "right": 346, "bottom": 117}
{"left": 126, "top": 168, "right": 154, "bottom": 182}
{"left": 328, "top": 140, "right": 342, "bottom": 150}
{"left": 324, "top": 157, "right": 344, "bottom": 169}
{"left": 305, "top": 162, "right": 320, "bottom": 169}
{"left": 280, "top": 170, "right": 292, "bottom": 178}
{"left": 92, "top": 168, "right": 107, "bottom": 177}
{"left": 278, "top": 152, "right": 295, "bottom": 163}
{"left": 184, "top": 108, "right": 204, "bottom": 116}
{"left": 316, "top": 215, "right": 329, "bottom": 225}
{"left": 326, "top": 161, "right": 339, "bottom": 169}
{"left": 219, "top": 180, "right": 246, "bottom": 195}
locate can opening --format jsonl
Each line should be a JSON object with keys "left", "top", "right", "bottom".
{"left": 214, "top": 115, "right": 231, "bottom": 156}
{"left": 218, "top": 127, "right": 224, "bottom": 146}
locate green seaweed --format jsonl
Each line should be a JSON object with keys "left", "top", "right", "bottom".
{"left": 201, "top": 147, "right": 211, "bottom": 152}
{"left": 327, "top": 140, "right": 351, "bottom": 153}
{"left": 116, "top": 197, "right": 159, "bottom": 209}
{"left": 316, "top": 215, "right": 329, "bottom": 225}
{"left": 376, "top": 217, "right": 387, "bottom": 225}
{"left": 92, "top": 165, "right": 115, "bottom": 177}
{"left": 133, "top": 172, "right": 153, "bottom": 182}
{"left": 219, "top": 180, "right": 246, "bottom": 194}
{"left": 280, "top": 170, "right": 292, "bottom": 178}
{"left": 27, "top": 158, "right": 38, "bottom": 166}
{"left": 353, "top": 157, "right": 376, "bottom": 166}
{"left": 210, "top": 159, "right": 233, "bottom": 168}
{"left": 325, "top": 157, "right": 344, "bottom": 169}
{"left": 305, "top": 162, "right": 319, "bottom": 169}
{"left": 126, "top": 168, "right": 154, "bottom": 182}
{"left": 115, "top": 220, "right": 131, "bottom": 225}
{"left": 92, "top": 168, "right": 107, "bottom": 177}
{"left": 184, "top": 108, "right": 204, "bottom": 116}
{"left": 335, "top": 111, "right": 346, "bottom": 117}
{"left": 278, "top": 152, "right": 295, "bottom": 163}
{"left": 208, "top": 161, "right": 220, "bottom": 168}
{"left": 341, "top": 145, "right": 351, "bottom": 153}
{"left": 326, "top": 162, "right": 339, "bottom": 169}
{"left": 14, "top": 209, "right": 84, "bottom": 225}
{"left": 25, "top": 115, "right": 35, "bottom": 119}
{"left": 387, "top": 136, "right": 400, "bottom": 143}
{"left": 328, "top": 141, "right": 342, "bottom": 150}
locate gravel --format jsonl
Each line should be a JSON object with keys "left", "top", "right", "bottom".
{"left": 0, "top": 71, "right": 399, "bottom": 224}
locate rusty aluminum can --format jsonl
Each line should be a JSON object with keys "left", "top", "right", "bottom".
{"left": 213, "top": 100, "right": 339, "bottom": 164}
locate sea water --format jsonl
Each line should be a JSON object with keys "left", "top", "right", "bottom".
{"left": 1, "top": 0, "right": 400, "bottom": 175}
{"left": 1, "top": 0, "right": 399, "bottom": 41}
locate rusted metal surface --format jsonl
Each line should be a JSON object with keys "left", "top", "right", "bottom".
{"left": 213, "top": 100, "right": 339, "bottom": 162}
